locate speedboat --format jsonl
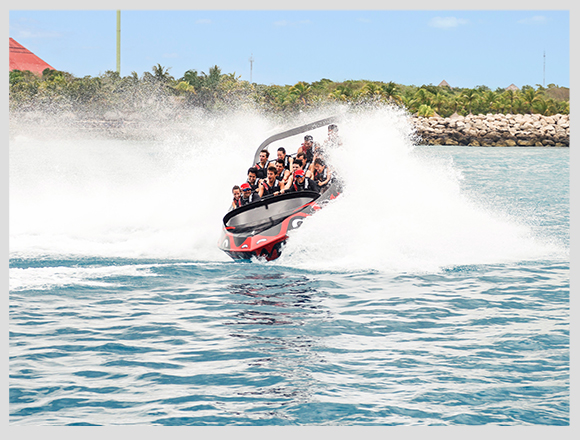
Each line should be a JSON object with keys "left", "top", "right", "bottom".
{"left": 218, "top": 116, "right": 342, "bottom": 261}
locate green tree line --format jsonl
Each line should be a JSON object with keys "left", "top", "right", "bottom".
{"left": 9, "top": 64, "right": 570, "bottom": 118}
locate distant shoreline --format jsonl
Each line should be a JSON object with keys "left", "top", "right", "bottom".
{"left": 411, "top": 113, "right": 569, "bottom": 147}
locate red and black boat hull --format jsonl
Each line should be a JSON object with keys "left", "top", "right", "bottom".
{"left": 218, "top": 191, "right": 321, "bottom": 261}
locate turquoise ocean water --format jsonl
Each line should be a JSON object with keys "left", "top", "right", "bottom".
{"left": 9, "top": 109, "right": 569, "bottom": 425}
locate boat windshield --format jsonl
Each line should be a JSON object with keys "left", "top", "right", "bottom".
{"left": 225, "top": 192, "right": 319, "bottom": 231}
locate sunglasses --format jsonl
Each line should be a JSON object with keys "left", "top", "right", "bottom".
{"left": 243, "top": 188, "right": 251, "bottom": 192}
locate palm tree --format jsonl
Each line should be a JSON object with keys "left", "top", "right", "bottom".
{"left": 490, "top": 95, "right": 508, "bottom": 113}
{"left": 520, "top": 87, "right": 541, "bottom": 114}
{"left": 381, "top": 81, "right": 403, "bottom": 105}
{"left": 532, "top": 98, "right": 549, "bottom": 115}
{"left": 288, "top": 81, "right": 312, "bottom": 105}
{"left": 181, "top": 69, "right": 203, "bottom": 89}
{"left": 413, "top": 88, "right": 433, "bottom": 107}
{"left": 328, "top": 88, "right": 347, "bottom": 101}
{"left": 328, "top": 84, "right": 354, "bottom": 102}
{"left": 481, "top": 90, "right": 497, "bottom": 113}
{"left": 362, "top": 82, "right": 382, "bottom": 97}
{"left": 417, "top": 104, "right": 435, "bottom": 117}
{"left": 431, "top": 92, "right": 447, "bottom": 116}
{"left": 202, "top": 65, "right": 222, "bottom": 89}
{"left": 501, "top": 89, "right": 518, "bottom": 114}
{"left": 174, "top": 81, "right": 196, "bottom": 94}
{"left": 459, "top": 89, "right": 479, "bottom": 114}
{"left": 556, "top": 100, "right": 570, "bottom": 114}
{"left": 446, "top": 95, "right": 461, "bottom": 115}
{"left": 512, "top": 98, "right": 527, "bottom": 114}
{"left": 151, "top": 64, "right": 173, "bottom": 83}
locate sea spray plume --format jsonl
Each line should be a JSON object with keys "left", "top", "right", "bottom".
{"left": 275, "top": 105, "right": 558, "bottom": 273}
{"left": 9, "top": 104, "right": 277, "bottom": 260}
{"left": 10, "top": 99, "right": 557, "bottom": 265}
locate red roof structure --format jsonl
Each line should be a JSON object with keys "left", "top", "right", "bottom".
{"left": 9, "top": 37, "right": 55, "bottom": 75}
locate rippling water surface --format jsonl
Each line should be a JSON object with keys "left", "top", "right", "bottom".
{"left": 9, "top": 109, "right": 569, "bottom": 425}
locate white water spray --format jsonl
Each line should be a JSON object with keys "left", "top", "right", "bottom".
{"left": 275, "top": 106, "right": 562, "bottom": 272}
{"left": 9, "top": 104, "right": 561, "bottom": 271}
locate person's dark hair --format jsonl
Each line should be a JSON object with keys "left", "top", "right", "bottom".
{"left": 277, "top": 147, "right": 286, "bottom": 154}
{"left": 248, "top": 167, "right": 258, "bottom": 176}
{"left": 304, "top": 135, "right": 313, "bottom": 142}
{"left": 314, "top": 158, "right": 325, "bottom": 166}
{"left": 296, "top": 152, "right": 305, "bottom": 160}
{"left": 276, "top": 158, "right": 285, "bottom": 165}
{"left": 260, "top": 149, "right": 270, "bottom": 158}
{"left": 267, "top": 165, "right": 277, "bottom": 173}
{"left": 232, "top": 185, "right": 240, "bottom": 192}
{"left": 293, "top": 159, "right": 303, "bottom": 168}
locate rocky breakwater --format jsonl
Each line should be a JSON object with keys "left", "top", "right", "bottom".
{"left": 411, "top": 113, "right": 569, "bottom": 147}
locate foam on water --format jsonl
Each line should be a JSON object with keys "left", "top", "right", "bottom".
{"left": 10, "top": 105, "right": 562, "bottom": 274}
{"left": 9, "top": 264, "right": 159, "bottom": 291}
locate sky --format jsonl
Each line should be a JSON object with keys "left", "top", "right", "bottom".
{"left": 8, "top": 6, "right": 571, "bottom": 90}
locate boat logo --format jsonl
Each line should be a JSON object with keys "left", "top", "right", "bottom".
{"left": 291, "top": 218, "right": 304, "bottom": 229}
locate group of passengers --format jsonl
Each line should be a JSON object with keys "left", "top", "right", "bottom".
{"left": 230, "top": 124, "right": 341, "bottom": 210}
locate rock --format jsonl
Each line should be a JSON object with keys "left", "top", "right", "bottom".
{"left": 517, "top": 139, "right": 534, "bottom": 146}
{"left": 410, "top": 113, "right": 569, "bottom": 147}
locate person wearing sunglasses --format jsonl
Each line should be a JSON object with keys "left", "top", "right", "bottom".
{"left": 238, "top": 182, "right": 261, "bottom": 207}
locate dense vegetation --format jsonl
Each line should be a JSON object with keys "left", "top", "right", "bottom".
{"left": 9, "top": 64, "right": 570, "bottom": 119}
